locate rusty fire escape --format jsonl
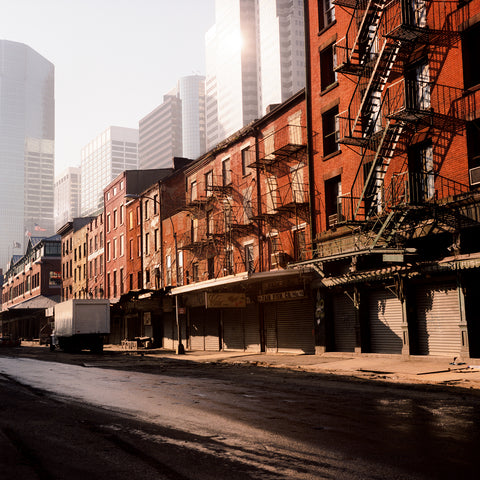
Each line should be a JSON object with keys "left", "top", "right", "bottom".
{"left": 333, "top": 0, "right": 470, "bottom": 249}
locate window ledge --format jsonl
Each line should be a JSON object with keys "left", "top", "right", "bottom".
{"left": 322, "top": 149, "right": 342, "bottom": 162}
{"left": 317, "top": 20, "right": 337, "bottom": 37}
{"left": 320, "top": 81, "right": 339, "bottom": 96}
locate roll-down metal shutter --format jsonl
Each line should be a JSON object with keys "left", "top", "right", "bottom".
{"left": 244, "top": 304, "right": 260, "bottom": 352}
{"left": 162, "top": 312, "right": 175, "bottom": 350}
{"left": 189, "top": 308, "right": 205, "bottom": 351}
{"left": 276, "top": 299, "right": 315, "bottom": 354}
{"left": 205, "top": 310, "right": 221, "bottom": 351}
{"left": 332, "top": 294, "right": 356, "bottom": 352}
{"left": 265, "top": 303, "right": 277, "bottom": 353}
{"left": 368, "top": 290, "right": 403, "bottom": 354}
{"left": 416, "top": 284, "right": 462, "bottom": 356}
{"left": 223, "top": 309, "right": 245, "bottom": 351}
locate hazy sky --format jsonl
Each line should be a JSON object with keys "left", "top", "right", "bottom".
{"left": 0, "top": 0, "right": 215, "bottom": 173}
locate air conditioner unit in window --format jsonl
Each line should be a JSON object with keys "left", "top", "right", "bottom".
{"left": 469, "top": 166, "right": 480, "bottom": 186}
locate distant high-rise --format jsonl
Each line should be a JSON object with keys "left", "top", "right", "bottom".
{"left": 205, "top": 0, "right": 305, "bottom": 150}
{"left": 0, "top": 40, "right": 55, "bottom": 269}
{"left": 178, "top": 75, "right": 206, "bottom": 160}
{"left": 80, "top": 126, "right": 139, "bottom": 217}
{"left": 258, "top": 0, "right": 305, "bottom": 115}
{"left": 139, "top": 75, "right": 206, "bottom": 169}
{"left": 54, "top": 167, "right": 81, "bottom": 232}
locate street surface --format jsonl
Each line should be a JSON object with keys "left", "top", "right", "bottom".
{"left": 0, "top": 347, "right": 479, "bottom": 479}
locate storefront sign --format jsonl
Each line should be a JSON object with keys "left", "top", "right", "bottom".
{"left": 257, "top": 289, "right": 305, "bottom": 303}
{"left": 205, "top": 292, "right": 246, "bottom": 308}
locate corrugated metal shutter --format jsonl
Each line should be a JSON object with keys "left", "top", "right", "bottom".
{"left": 205, "top": 310, "right": 221, "bottom": 351}
{"left": 416, "top": 284, "right": 462, "bottom": 356}
{"left": 369, "top": 290, "right": 403, "bottom": 354}
{"left": 332, "top": 294, "right": 356, "bottom": 352}
{"left": 244, "top": 304, "right": 260, "bottom": 352}
{"left": 162, "top": 313, "right": 175, "bottom": 350}
{"left": 223, "top": 309, "right": 245, "bottom": 351}
{"left": 265, "top": 303, "right": 277, "bottom": 353}
{"left": 189, "top": 308, "right": 205, "bottom": 351}
{"left": 276, "top": 299, "right": 315, "bottom": 354}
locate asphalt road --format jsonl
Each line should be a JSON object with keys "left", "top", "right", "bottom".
{"left": 0, "top": 346, "right": 479, "bottom": 480}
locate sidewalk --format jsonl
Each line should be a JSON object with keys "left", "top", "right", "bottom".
{"left": 105, "top": 345, "right": 480, "bottom": 392}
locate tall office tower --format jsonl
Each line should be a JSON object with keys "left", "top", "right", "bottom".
{"left": 139, "top": 89, "right": 183, "bottom": 169}
{"left": 206, "top": 0, "right": 259, "bottom": 150}
{"left": 178, "top": 75, "right": 206, "bottom": 160}
{"left": 80, "top": 126, "right": 139, "bottom": 217}
{"left": 258, "top": 0, "right": 305, "bottom": 115}
{"left": 54, "top": 167, "right": 81, "bottom": 232}
{"left": 0, "top": 40, "right": 55, "bottom": 269}
{"left": 205, "top": 0, "right": 306, "bottom": 150}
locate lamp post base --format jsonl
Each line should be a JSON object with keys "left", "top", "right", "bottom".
{"left": 176, "top": 343, "right": 185, "bottom": 355}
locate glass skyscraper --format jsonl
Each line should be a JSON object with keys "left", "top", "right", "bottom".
{"left": 0, "top": 40, "right": 55, "bottom": 270}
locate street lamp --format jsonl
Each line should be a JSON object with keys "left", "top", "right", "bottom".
{"left": 124, "top": 192, "right": 185, "bottom": 354}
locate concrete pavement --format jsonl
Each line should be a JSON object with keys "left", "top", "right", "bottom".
{"left": 105, "top": 345, "right": 480, "bottom": 392}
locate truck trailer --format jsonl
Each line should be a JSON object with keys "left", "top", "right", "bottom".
{"left": 50, "top": 299, "right": 110, "bottom": 353}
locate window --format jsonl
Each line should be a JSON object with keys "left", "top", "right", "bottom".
{"left": 137, "top": 236, "right": 141, "bottom": 257}
{"left": 129, "top": 211, "right": 134, "bottom": 230}
{"left": 145, "top": 200, "right": 150, "bottom": 220}
{"left": 266, "top": 176, "right": 278, "bottom": 213}
{"left": 137, "top": 206, "right": 141, "bottom": 225}
{"left": 192, "top": 262, "right": 199, "bottom": 282}
{"left": 178, "top": 251, "right": 184, "bottom": 286}
{"left": 100, "top": 255, "right": 103, "bottom": 274}
{"left": 106, "top": 213, "right": 111, "bottom": 232}
{"left": 293, "top": 229, "right": 306, "bottom": 262}
{"left": 322, "top": 106, "right": 339, "bottom": 157}
{"left": 166, "top": 255, "right": 172, "bottom": 286}
{"left": 120, "top": 204, "right": 124, "bottom": 225}
{"left": 191, "top": 180, "right": 198, "bottom": 201}
{"left": 113, "top": 209, "right": 117, "bottom": 228}
{"left": 463, "top": 22, "right": 480, "bottom": 89}
{"left": 408, "top": 141, "right": 435, "bottom": 203}
{"left": 320, "top": 44, "right": 337, "bottom": 91}
{"left": 145, "top": 232, "right": 149, "bottom": 255}
{"left": 467, "top": 119, "right": 480, "bottom": 170}
{"left": 207, "top": 257, "right": 215, "bottom": 279}
{"left": 318, "top": 0, "right": 335, "bottom": 31}
{"left": 120, "top": 235, "right": 125, "bottom": 257}
{"left": 241, "top": 148, "right": 251, "bottom": 176}
{"left": 224, "top": 248, "right": 234, "bottom": 275}
{"left": 137, "top": 271, "right": 142, "bottom": 289}
{"left": 154, "top": 229, "right": 159, "bottom": 251}
{"left": 153, "top": 194, "right": 158, "bottom": 214}
{"left": 222, "top": 158, "right": 231, "bottom": 186}
{"left": 245, "top": 244, "right": 254, "bottom": 274}
{"left": 191, "top": 218, "right": 199, "bottom": 242}
{"left": 243, "top": 186, "right": 253, "bottom": 221}
{"left": 205, "top": 171, "right": 213, "bottom": 196}
{"left": 145, "top": 268, "right": 150, "bottom": 285}
{"left": 325, "top": 176, "right": 342, "bottom": 228}
{"left": 129, "top": 274, "right": 133, "bottom": 290}
{"left": 129, "top": 239, "right": 134, "bottom": 259}
{"left": 113, "top": 238, "right": 117, "bottom": 259}
{"left": 106, "top": 241, "right": 111, "bottom": 262}
{"left": 113, "top": 270, "right": 117, "bottom": 298}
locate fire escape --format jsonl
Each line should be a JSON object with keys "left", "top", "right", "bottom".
{"left": 333, "top": 0, "right": 468, "bottom": 249}
{"left": 248, "top": 124, "right": 311, "bottom": 266}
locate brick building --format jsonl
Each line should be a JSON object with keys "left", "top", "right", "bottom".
{"left": 86, "top": 212, "right": 105, "bottom": 299}
{"left": 303, "top": 0, "right": 480, "bottom": 358}
{"left": 1, "top": 235, "right": 61, "bottom": 339}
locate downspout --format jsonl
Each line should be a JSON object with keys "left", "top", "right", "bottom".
{"left": 158, "top": 181, "right": 165, "bottom": 289}
{"left": 254, "top": 127, "right": 264, "bottom": 271}
{"left": 140, "top": 198, "right": 144, "bottom": 289}
{"left": 304, "top": 0, "right": 318, "bottom": 253}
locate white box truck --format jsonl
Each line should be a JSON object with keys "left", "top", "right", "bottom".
{"left": 50, "top": 299, "right": 110, "bottom": 353}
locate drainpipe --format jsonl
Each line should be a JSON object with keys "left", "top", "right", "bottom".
{"left": 254, "top": 127, "right": 264, "bottom": 271}
{"left": 303, "top": 0, "right": 318, "bottom": 253}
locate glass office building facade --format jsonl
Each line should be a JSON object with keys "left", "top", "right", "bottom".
{"left": 0, "top": 40, "right": 55, "bottom": 270}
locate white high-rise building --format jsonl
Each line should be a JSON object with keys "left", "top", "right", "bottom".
{"left": 80, "top": 126, "right": 139, "bottom": 217}
{"left": 0, "top": 40, "right": 55, "bottom": 269}
{"left": 54, "top": 167, "right": 81, "bottom": 232}
{"left": 259, "top": 0, "right": 305, "bottom": 115}
{"left": 179, "top": 75, "right": 206, "bottom": 160}
{"left": 139, "top": 75, "right": 206, "bottom": 169}
{"left": 205, "top": 0, "right": 305, "bottom": 150}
